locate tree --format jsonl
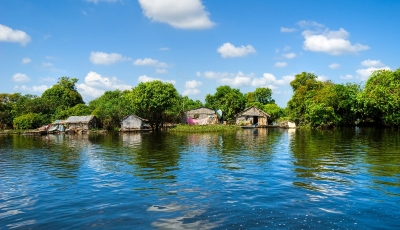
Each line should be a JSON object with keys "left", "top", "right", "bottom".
{"left": 90, "top": 90, "right": 135, "bottom": 129}
{"left": 263, "top": 103, "right": 284, "bottom": 124}
{"left": 358, "top": 69, "right": 400, "bottom": 126}
{"left": 42, "top": 77, "right": 84, "bottom": 108}
{"left": 13, "top": 113, "right": 45, "bottom": 130}
{"left": 128, "top": 81, "right": 179, "bottom": 130}
{"left": 205, "top": 85, "right": 246, "bottom": 121}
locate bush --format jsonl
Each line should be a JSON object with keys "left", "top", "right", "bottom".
{"left": 13, "top": 113, "right": 45, "bottom": 130}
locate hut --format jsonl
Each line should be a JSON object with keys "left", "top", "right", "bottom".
{"left": 120, "top": 115, "right": 149, "bottom": 132}
{"left": 279, "top": 121, "right": 296, "bottom": 129}
{"left": 65, "top": 115, "right": 98, "bottom": 131}
{"left": 235, "top": 106, "right": 270, "bottom": 126}
{"left": 183, "top": 107, "right": 218, "bottom": 125}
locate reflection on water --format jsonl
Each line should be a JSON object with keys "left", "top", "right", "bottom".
{"left": 0, "top": 128, "right": 399, "bottom": 229}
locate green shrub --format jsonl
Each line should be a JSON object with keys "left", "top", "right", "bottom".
{"left": 13, "top": 113, "right": 45, "bottom": 130}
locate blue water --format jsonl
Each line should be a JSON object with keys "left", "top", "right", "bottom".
{"left": 0, "top": 128, "right": 399, "bottom": 229}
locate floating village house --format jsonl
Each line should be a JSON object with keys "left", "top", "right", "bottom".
{"left": 65, "top": 115, "right": 98, "bottom": 130}
{"left": 183, "top": 107, "right": 218, "bottom": 125}
{"left": 235, "top": 106, "right": 270, "bottom": 126}
{"left": 121, "top": 115, "right": 148, "bottom": 132}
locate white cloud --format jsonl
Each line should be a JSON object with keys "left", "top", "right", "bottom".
{"left": 356, "top": 67, "right": 391, "bottom": 81}
{"left": 251, "top": 73, "right": 294, "bottom": 87}
{"left": 134, "top": 58, "right": 168, "bottom": 68}
{"left": 340, "top": 74, "right": 353, "bottom": 80}
{"left": 12, "top": 73, "right": 30, "bottom": 83}
{"left": 138, "top": 75, "right": 176, "bottom": 85}
{"left": 302, "top": 27, "right": 369, "bottom": 55}
{"left": 361, "top": 59, "right": 385, "bottom": 68}
{"left": 0, "top": 24, "right": 31, "bottom": 46}
{"left": 159, "top": 47, "right": 170, "bottom": 51}
{"left": 275, "top": 62, "right": 287, "bottom": 67}
{"left": 14, "top": 85, "right": 48, "bottom": 93}
{"left": 197, "top": 71, "right": 253, "bottom": 87}
{"left": 90, "top": 51, "right": 129, "bottom": 65}
{"left": 184, "top": 80, "right": 202, "bottom": 95}
{"left": 217, "top": 42, "right": 256, "bottom": 58}
{"left": 22, "top": 58, "right": 31, "bottom": 64}
{"left": 329, "top": 63, "right": 340, "bottom": 69}
{"left": 76, "top": 71, "right": 132, "bottom": 99}
{"left": 86, "top": 0, "right": 118, "bottom": 4}
{"left": 156, "top": 68, "right": 168, "bottom": 74}
{"left": 282, "top": 52, "right": 296, "bottom": 59}
{"left": 138, "top": 0, "right": 214, "bottom": 29}
{"left": 280, "top": 27, "right": 296, "bottom": 33}
{"left": 42, "top": 62, "right": 53, "bottom": 67}
{"left": 297, "top": 20, "right": 324, "bottom": 28}
{"left": 283, "top": 46, "right": 291, "bottom": 51}
{"left": 317, "top": 75, "right": 328, "bottom": 81}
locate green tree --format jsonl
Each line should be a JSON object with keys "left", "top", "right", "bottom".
{"left": 128, "top": 81, "right": 179, "bottom": 130}
{"left": 13, "top": 113, "right": 45, "bottom": 130}
{"left": 42, "top": 77, "right": 84, "bottom": 108}
{"left": 90, "top": 90, "right": 135, "bottom": 129}
{"left": 263, "top": 103, "right": 284, "bottom": 124}
{"left": 358, "top": 69, "right": 400, "bottom": 126}
{"left": 205, "top": 85, "right": 246, "bottom": 121}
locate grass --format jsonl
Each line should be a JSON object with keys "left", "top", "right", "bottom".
{"left": 168, "top": 124, "right": 240, "bottom": 133}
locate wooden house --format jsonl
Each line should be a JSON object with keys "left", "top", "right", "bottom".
{"left": 183, "top": 107, "right": 217, "bottom": 124}
{"left": 65, "top": 115, "right": 98, "bottom": 130}
{"left": 235, "top": 106, "right": 270, "bottom": 126}
{"left": 121, "top": 115, "right": 149, "bottom": 132}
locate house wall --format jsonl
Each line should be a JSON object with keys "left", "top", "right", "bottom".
{"left": 121, "top": 116, "right": 143, "bottom": 130}
{"left": 236, "top": 116, "right": 267, "bottom": 125}
{"left": 183, "top": 108, "right": 215, "bottom": 123}
{"left": 68, "top": 123, "right": 89, "bottom": 130}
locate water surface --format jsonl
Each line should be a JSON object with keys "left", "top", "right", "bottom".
{"left": 0, "top": 128, "right": 399, "bottom": 229}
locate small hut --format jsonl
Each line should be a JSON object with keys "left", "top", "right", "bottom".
{"left": 235, "top": 106, "right": 270, "bottom": 126}
{"left": 121, "top": 115, "right": 149, "bottom": 132}
{"left": 279, "top": 121, "right": 296, "bottom": 129}
{"left": 183, "top": 107, "right": 218, "bottom": 124}
{"left": 65, "top": 115, "right": 98, "bottom": 130}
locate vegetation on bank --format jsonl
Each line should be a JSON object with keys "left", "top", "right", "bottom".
{"left": 1, "top": 68, "right": 399, "bottom": 131}
{"left": 168, "top": 124, "right": 241, "bottom": 133}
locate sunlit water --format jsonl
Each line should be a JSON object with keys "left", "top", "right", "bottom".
{"left": 0, "top": 128, "right": 399, "bottom": 229}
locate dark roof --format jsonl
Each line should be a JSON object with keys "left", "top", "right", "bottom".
{"left": 235, "top": 106, "right": 270, "bottom": 117}
{"left": 65, "top": 115, "right": 95, "bottom": 123}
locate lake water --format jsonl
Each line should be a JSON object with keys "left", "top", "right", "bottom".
{"left": 0, "top": 128, "right": 399, "bottom": 229}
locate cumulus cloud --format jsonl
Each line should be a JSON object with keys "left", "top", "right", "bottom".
{"left": 317, "top": 75, "right": 328, "bottom": 81}
{"left": 90, "top": 51, "right": 129, "bottom": 65}
{"left": 156, "top": 68, "right": 168, "bottom": 74}
{"left": 197, "top": 71, "right": 253, "bottom": 87}
{"left": 134, "top": 58, "right": 168, "bottom": 68}
{"left": 280, "top": 27, "right": 296, "bottom": 33}
{"left": 275, "top": 62, "right": 287, "bottom": 67}
{"left": 22, "top": 58, "right": 31, "bottom": 64}
{"left": 217, "top": 42, "right": 256, "bottom": 58}
{"left": 340, "top": 74, "right": 353, "bottom": 80}
{"left": 0, "top": 24, "right": 31, "bottom": 46}
{"left": 184, "top": 80, "right": 202, "bottom": 95}
{"left": 251, "top": 73, "right": 294, "bottom": 87}
{"left": 14, "top": 85, "right": 48, "bottom": 93}
{"left": 138, "top": 0, "right": 215, "bottom": 29}
{"left": 282, "top": 52, "right": 296, "bottom": 59}
{"left": 361, "top": 59, "right": 385, "bottom": 68}
{"left": 76, "top": 71, "right": 132, "bottom": 99}
{"left": 12, "top": 73, "right": 30, "bottom": 83}
{"left": 302, "top": 27, "right": 369, "bottom": 55}
{"left": 329, "top": 63, "right": 340, "bottom": 69}
{"left": 138, "top": 75, "right": 176, "bottom": 84}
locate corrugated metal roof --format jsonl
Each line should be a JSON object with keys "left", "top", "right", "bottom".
{"left": 65, "top": 115, "right": 95, "bottom": 123}
{"left": 121, "top": 114, "right": 148, "bottom": 122}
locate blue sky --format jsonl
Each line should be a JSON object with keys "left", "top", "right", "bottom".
{"left": 1, "top": 0, "right": 399, "bottom": 107}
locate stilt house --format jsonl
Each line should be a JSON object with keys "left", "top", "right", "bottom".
{"left": 65, "top": 115, "right": 98, "bottom": 130}
{"left": 121, "top": 115, "right": 148, "bottom": 131}
{"left": 235, "top": 106, "right": 270, "bottom": 126}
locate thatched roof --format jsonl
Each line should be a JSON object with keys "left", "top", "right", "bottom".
{"left": 65, "top": 115, "right": 96, "bottom": 124}
{"left": 236, "top": 106, "right": 270, "bottom": 117}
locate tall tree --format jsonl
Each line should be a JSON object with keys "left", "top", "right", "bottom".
{"left": 41, "top": 77, "right": 84, "bottom": 108}
{"left": 128, "top": 81, "right": 179, "bottom": 130}
{"left": 205, "top": 85, "right": 246, "bottom": 121}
